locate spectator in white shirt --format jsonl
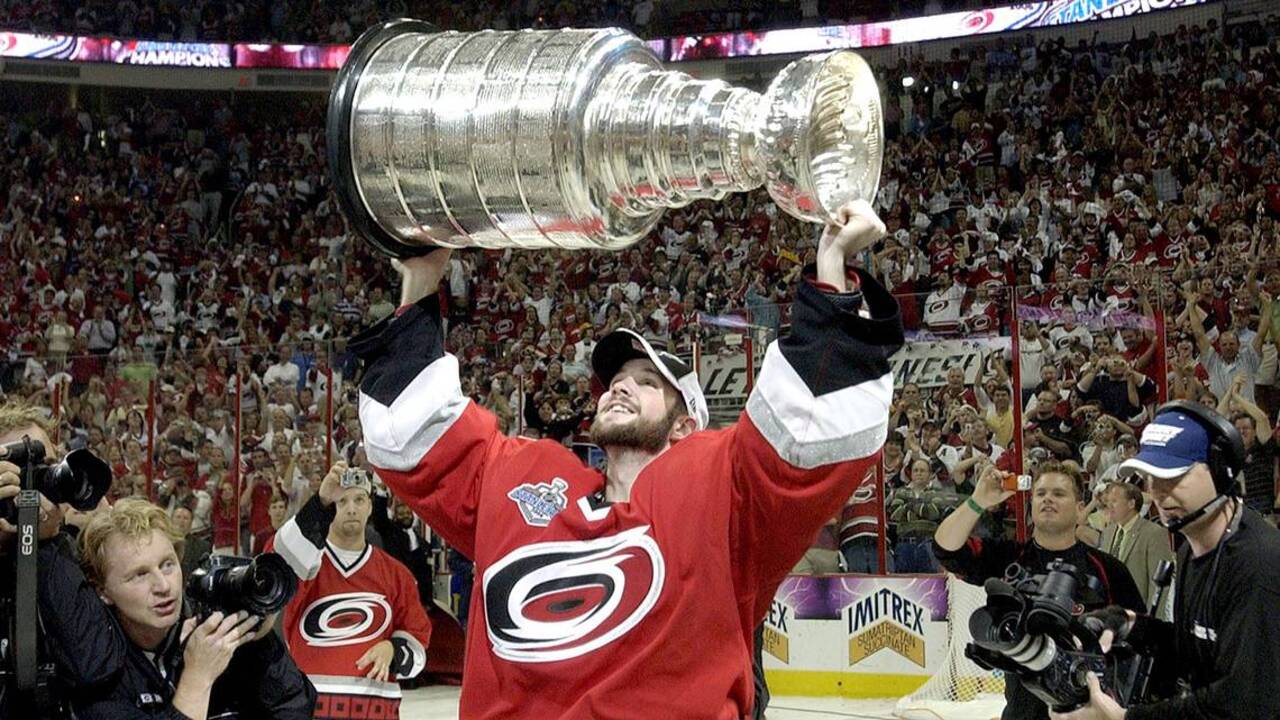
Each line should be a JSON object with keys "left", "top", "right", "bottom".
{"left": 262, "top": 344, "right": 302, "bottom": 389}
{"left": 923, "top": 271, "right": 965, "bottom": 333}
{"left": 79, "top": 302, "right": 117, "bottom": 353}
{"left": 1188, "top": 286, "right": 1267, "bottom": 402}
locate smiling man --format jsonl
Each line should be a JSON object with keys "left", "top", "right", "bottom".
{"left": 933, "top": 463, "right": 1145, "bottom": 720}
{"left": 352, "top": 200, "right": 902, "bottom": 718}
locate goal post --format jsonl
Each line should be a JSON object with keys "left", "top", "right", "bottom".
{"left": 893, "top": 575, "right": 1006, "bottom": 720}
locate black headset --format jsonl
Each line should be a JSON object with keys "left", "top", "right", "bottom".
{"left": 1152, "top": 400, "right": 1246, "bottom": 496}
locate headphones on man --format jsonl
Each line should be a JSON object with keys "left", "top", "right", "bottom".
{"left": 1155, "top": 400, "right": 1246, "bottom": 496}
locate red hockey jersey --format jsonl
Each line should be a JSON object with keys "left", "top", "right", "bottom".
{"left": 270, "top": 499, "right": 432, "bottom": 720}
{"left": 352, "top": 271, "right": 903, "bottom": 719}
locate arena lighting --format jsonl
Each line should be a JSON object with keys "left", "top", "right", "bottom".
{"left": 661, "top": 0, "right": 1209, "bottom": 62}
{"left": 0, "top": 0, "right": 1210, "bottom": 69}
{"left": 902, "top": 76, "right": 915, "bottom": 88}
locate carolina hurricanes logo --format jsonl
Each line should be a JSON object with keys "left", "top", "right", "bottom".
{"left": 962, "top": 10, "right": 995, "bottom": 31}
{"left": 300, "top": 592, "right": 392, "bottom": 647}
{"left": 483, "top": 526, "right": 665, "bottom": 663}
{"left": 851, "top": 471, "right": 877, "bottom": 502}
{"left": 979, "top": 279, "right": 1003, "bottom": 294}
{"left": 968, "top": 314, "right": 995, "bottom": 332}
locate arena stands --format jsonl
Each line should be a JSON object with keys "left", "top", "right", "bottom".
{"left": 1, "top": 13, "right": 1278, "bottom": 578}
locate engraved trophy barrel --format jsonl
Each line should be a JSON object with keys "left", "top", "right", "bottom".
{"left": 327, "top": 20, "right": 883, "bottom": 255}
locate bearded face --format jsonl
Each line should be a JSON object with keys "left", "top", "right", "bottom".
{"left": 589, "top": 400, "right": 684, "bottom": 453}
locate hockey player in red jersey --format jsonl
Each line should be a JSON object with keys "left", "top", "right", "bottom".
{"left": 270, "top": 465, "right": 432, "bottom": 720}
{"left": 352, "top": 200, "right": 903, "bottom": 718}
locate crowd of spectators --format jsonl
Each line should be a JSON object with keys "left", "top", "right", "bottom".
{"left": 1, "top": 15, "right": 1279, "bottom": 580}
{"left": 0, "top": 0, "right": 990, "bottom": 44}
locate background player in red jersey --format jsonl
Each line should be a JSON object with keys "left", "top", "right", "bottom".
{"left": 270, "top": 463, "right": 432, "bottom": 720}
{"left": 352, "top": 199, "right": 903, "bottom": 719}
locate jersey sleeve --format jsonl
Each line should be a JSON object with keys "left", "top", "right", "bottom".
{"left": 387, "top": 559, "right": 433, "bottom": 680}
{"left": 352, "top": 293, "right": 531, "bottom": 559}
{"left": 269, "top": 493, "right": 334, "bottom": 581}
{"left": 729, "top": 268, "right": 903, "bottom": 611}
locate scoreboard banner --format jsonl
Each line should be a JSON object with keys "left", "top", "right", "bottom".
{"left": 1, "top": 0, "right": 1209, "bottom": 69}
{"left": 662, "top": 0, "right": 1209, "bottom": 61}
{"left": 0, "top": 33, "right": 231, "bottom": 66}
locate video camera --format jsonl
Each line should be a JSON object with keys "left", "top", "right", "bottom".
{"left": 186, "top": 553, "right": 298, "bottom": 619}
{"left": 965, "top": 560, "right": 1146, "bottom": 713}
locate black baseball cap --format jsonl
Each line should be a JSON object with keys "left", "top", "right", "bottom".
{"left": 591, "top": 329, "right": 709, "bottom": 430}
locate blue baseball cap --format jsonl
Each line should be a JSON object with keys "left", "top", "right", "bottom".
{"left": 1118, "top": 410, "right": 1210, "bottom": 480}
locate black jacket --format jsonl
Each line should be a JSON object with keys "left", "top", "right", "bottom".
{"left": 70, "top": 615, "right": 316, "bottom": 720}
{"left": 30, "top": 533, "right": 315, "bottom": 719}
{"left": 0, "top": 536, "right": 125, "bottom": 718}
{"left": 369, "top": 491, "right": 434, "bottom": 602}
{"left": 1125, "top": 505, "right": 1280, "bottom": 720}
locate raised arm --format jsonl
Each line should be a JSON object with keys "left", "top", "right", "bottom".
{"left": 1254, "top": 292, "right": 1273, "bottom": 355}
{"left": 353, "top": 251, "right": 530, "bottom": 558}
{"left": 1185, "top": 288, "right": 1213, "bottom": 357}
{"left": 935, "top": 465, "right": 1013, "bottom": 551}
{"left": 729, "top": 201, "right": 902, "bottom": 611}
{"left": 270, "top": 462, "right": 344, "bottom": 580}
{"left": 1231, "top": 381, "right": 1273, "bottom": 441}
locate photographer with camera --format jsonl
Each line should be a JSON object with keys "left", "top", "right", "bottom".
{"left": 1, "top": 401, "right": 116, "bottom": 718}
{"left": 68, "top": 498, "right": 315, "bottom": 719}
{"left": 1051, "top": 402, "right": 1280, "bottom": 720}
{"left": 269, "top": 461, "right": 432, "bottom": 720}
{"left": 933, "top": 462, "right": 1146, "bottom": 720}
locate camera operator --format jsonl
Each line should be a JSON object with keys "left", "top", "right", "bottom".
{"left": 933, "top": 462, "right": 1146, "bottom": 720}
{"left": 1051, "top": 403, "right": 1280, "bottom": 720}
{"left": 72, "top": 498, "right": 316, "bottom": 718}
{"left": 0, "top": 401, "right": 121, "bottom": 718}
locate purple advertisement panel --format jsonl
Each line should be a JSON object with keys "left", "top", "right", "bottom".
{"left": 773, "top": 574, "right": 948, "bottom": 620}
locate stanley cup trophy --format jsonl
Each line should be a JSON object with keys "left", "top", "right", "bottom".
{"left": 327, "top": 20, "right": 883, "bottom": 255}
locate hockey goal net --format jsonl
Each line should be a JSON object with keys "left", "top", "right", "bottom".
{"left": 893, "top": 575, "right": 1006, "bottom": 720}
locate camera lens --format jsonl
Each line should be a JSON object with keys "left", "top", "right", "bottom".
{"left": 187, "top": 553, "right": 298, "bottom": 617}
{"left": 40, "top": 449, "right": 112, "bottom": 510}
{"left": 240, "top": 553, "right": 297, "bottom": 615}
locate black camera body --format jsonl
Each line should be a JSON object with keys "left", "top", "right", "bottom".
{"left": 965, "top": 560, "right": 1145, "bottom": 712}
{"left": 0, "top": 439, "right": 112, "bottom": 522}
{"left": 186, "top": 553, "right": 298, "bottom": 618}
